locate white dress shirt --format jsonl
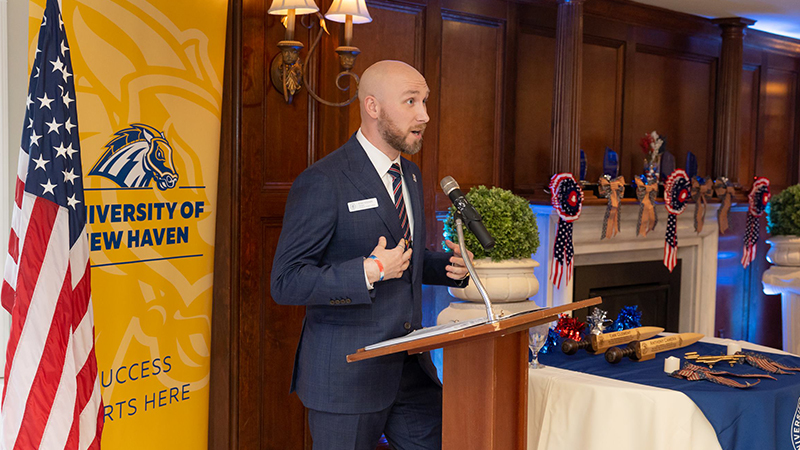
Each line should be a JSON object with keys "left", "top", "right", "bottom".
{"left": 357, "top": 128, "right": 415, "bottom": 289}
{"left": 356, "top": 129, "right": 415, "bottom": 237}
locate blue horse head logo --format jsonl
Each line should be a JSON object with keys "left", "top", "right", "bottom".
{"left": 89, "top": 124, "right": 179, "bottom": 190}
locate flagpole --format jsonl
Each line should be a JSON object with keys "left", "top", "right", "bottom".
{"left": 0, "top": 0, "right": 8, "bottom": 375}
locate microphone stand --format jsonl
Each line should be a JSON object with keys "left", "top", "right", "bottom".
{"left": 454, "top": 213, "right": 496, "bottom": 323}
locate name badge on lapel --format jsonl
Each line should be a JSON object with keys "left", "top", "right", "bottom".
{"left": 348, "top": 198, "right": 379, "bottom": 212}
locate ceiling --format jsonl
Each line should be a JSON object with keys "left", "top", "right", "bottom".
{"left": 632, "top": 0, "right": 800, "bottom": 40}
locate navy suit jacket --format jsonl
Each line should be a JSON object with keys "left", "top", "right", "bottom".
{"left": 271, "top": 134, "right": 464, "bottom": 414}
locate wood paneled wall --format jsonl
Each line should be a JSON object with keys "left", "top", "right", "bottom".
{"left": 715, "top": 38, "right": 800, "bottom": 344}
{"left": 210, "top": 0, "right": 800, "bottom": 447}
{"left": 514, "top": 2, "right": 724, "bottom": 193}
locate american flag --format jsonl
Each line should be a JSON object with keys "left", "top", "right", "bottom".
{"left": 549, "top": 173, "right": 582, "bottom": 289}
{"left": 663, "top": 214, "right": 679, "bottom": 272}
{"left": 663, "top": 170, "right": 690, "bottom": 273}
{"left": 671, "top": 363, "right": 772, "bottom": 389}
{"left": 1, "top": 0, "right": 104, "bottom": 448}
{"left": 742, "top": 177, "right": 770, "bottom": 269}
{"left": 741, "top": 214, "right": 759, "bottom": 268}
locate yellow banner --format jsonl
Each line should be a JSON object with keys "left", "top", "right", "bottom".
{"left": 29, "top": 0, "right": 227, "bottom": 447}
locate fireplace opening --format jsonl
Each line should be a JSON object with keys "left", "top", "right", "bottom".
{"left": 572, "top": 260, "right": 682, "bottom": 332}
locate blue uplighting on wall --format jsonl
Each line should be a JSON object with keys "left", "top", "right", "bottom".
{"left": 751, "top": 17, "right": 800, "bottom": 41}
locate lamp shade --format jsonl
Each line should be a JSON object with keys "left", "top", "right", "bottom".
{"left": 324, "top": 0, "right": 372, "bottom": 24}
{"left": 268, "top": 0, "right": 319, "bottom": 16}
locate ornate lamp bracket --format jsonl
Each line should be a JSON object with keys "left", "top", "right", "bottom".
{"left": 269, "top": 14, "right": 360, "bottom": 107}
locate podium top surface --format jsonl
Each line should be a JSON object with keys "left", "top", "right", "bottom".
{"left": 346, "top": 297, "right": 601, "bottom": 363}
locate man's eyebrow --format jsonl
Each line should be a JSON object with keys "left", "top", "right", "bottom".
{"left": 401, "top": 90, "right": 426, "bottom": 96}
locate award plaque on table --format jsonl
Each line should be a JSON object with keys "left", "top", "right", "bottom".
{"left": 348, "top": 296, "right": 602, "bottom": 450}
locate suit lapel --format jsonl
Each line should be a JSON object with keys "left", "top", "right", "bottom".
{"left": 342, "top": 137, "right": 405, "bottom": 245}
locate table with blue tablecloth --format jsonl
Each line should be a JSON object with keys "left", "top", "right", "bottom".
{"left": 527, "top": 335, "right": 800, "bottom": 450}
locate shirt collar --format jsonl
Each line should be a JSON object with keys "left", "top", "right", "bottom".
{"left": 357, "top": 128, "right": 402, "bottom": 177}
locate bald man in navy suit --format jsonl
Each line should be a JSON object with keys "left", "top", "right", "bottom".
{"left": 271, "top": 60, "right": 472, "bottom": 450}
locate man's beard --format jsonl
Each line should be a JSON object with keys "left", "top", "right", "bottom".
{"left": 378, "top": 110, "right": 425, "bottom": 155}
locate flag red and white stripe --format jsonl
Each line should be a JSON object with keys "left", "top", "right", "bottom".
{"left": 741, "top": 177, "right": 770, "bottom": 269}
{"left": 1, "top": 0, "right": 103, "bottom": 448}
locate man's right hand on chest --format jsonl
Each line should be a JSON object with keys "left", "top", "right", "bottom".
{"left": 364, "top": 236, "right": 412, "bottom": 286}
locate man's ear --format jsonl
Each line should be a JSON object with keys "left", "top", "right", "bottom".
{"left": 364, "top": 95, "right": 380, "bottom": 120}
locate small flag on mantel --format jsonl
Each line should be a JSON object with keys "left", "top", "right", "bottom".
{"left": 742, "top": 177, "right": 771, "bottom": 269}
{"left": 663, "top": 169, "right": 691, "bottom": 272}
{"left": 549, "top": 173, "right": 583, "bottom": 289}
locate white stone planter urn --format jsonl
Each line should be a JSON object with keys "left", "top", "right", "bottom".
{"left": 448, "top": 258, "right": 539, "bottom": 303}
{"left": 766, "top": 236, "right": 800, "bottom": 266}
{"left": 763, "top": 235, "right": 800, "bottom": 354}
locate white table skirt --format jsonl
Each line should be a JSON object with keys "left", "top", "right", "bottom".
{"left": 527, "top": 337, "right": 788, "bottom": 450}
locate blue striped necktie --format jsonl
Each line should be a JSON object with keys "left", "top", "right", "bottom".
{"left": 388, "top": 163, "right": 411, "bottom": 247}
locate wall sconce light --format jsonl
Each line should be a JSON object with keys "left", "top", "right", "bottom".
{"left": 268, "top": 0, "right": 372, "bottom": 107}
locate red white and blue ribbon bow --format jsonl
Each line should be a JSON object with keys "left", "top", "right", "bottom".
{"left": 663, "top": 169, "right": 691, "bottom": 272}
{"left": 550, "top": 173, "right": 583, "bottom": 288}
{"left": 671, "top": 362, "right": 774, "bottom": 388}
{"left": 742, "top": 177, "right": 771, "bottom": 268}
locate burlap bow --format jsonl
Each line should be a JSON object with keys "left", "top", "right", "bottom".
{"left": 599, "top": 176, "right": 625, "bottom": 240}
{"left": 714, "top": 178, "right": 734, "bottom": 234}
{"left": 635, "top": 177, "right": 658, "bottom": 236}
{"left": 690, "top": 178, "right": 713, "bottom": 233}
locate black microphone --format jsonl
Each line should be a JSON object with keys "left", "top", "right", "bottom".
{"left": 440, "top": 176, "right": 495, "bottom": 251}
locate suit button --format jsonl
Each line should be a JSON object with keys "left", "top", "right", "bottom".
{"left": 404, "top": 322, "right": 411, "bottom": 330}
{"left": 345, "top": 299, "right": 351, "bottom": 304}
{"left": 329, "top": 300, "right": 335, "bottom": 305}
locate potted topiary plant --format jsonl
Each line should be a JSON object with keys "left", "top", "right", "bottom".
{"left": 443, "top": 185, "right": 540, "bottom": 303}
{"left": 766, "top": 184, "right": 800, "bottom": 266}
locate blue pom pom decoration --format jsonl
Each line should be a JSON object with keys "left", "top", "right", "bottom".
{"left": 609, "top": 305, "right": 643, "bottom": 332}
{"left": 539, "top": 328, "right": 562, "bottom": 354}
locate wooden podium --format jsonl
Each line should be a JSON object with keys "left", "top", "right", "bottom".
{"left": 348, "top": 297, "right": 601, "bottom": 450}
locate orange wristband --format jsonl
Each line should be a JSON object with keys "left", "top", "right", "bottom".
{"left": 368, "top": 255, "right": 384, "bottom": 281}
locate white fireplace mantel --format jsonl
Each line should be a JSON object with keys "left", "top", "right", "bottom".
{"left": 529, "top": 201, "right": 720, "bottom": 336}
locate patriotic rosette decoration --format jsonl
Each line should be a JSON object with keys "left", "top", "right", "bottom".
{"left": 663, "top": 169, "right": 691, "bottom": 272}
{"left": 742, "top": 177, "right": 771, "bottom": 268}
{"left": 550, "top": 173, "right": 583, "bottom": 288}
